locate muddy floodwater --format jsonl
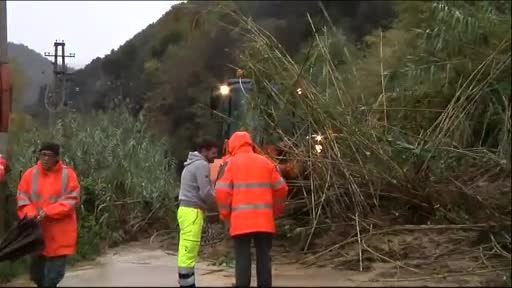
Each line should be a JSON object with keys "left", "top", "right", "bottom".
{"left": 5, "top": 241, "right": 494, "bottom": 287}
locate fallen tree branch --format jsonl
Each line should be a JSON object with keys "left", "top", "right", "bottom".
{"left": 149, "top": 229, "right": 176, "bottom": 244}
{"left": 300, "top": 224, "right": 494, "bottom": 264}
{"left": 362, "top": 240, "right": 422, "bottom": 274}
{"left": 355, "top": 213, "right": 363, "bottom": 272}
{"left": 370, "top": 267, "right": 511, "bottom": 282}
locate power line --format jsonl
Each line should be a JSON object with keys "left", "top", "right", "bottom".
{"left": 43, "top": 40, "right": 76, "bottom": 127}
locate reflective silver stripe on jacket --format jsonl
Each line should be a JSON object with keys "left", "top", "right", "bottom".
{"left": 30, "top": 166, "right": 78, "bottom": 205}
{"left": 271, "top": 178, "right": 286, "bottom": 189}
{"left": 215, "top": 182, "right": 233, "bottom": 190}
{"left": 232, "top": 203, "right": 273, "bottom": 212}
{"left": 57, "top": 167, "right": 80, "bottom": 206}
{"left": 16, "top": 191, "right": 31, "bottom": 207}
{"left": 31, "top": 166, "right": 40, "bottom": 201}
{"left": 216, "top": 179, "right": 285, "bottom": 190}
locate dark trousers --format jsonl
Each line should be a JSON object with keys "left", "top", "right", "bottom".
{"left": 30, "top": 255, "right": 67, "bottom": 287}
{"left": 233, "top": 232, "right": 273, "bottom": 287}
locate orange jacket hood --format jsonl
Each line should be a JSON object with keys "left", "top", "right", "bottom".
{"left": 228, "top": 131, "right": 253, "bottom": 155}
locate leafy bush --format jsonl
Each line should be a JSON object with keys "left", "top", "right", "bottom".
{"left": 1, "top": 105, "right": 177, "bottom": 282}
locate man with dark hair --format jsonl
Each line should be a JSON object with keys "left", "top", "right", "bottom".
{"left": 176, "top": 137, "right": 218, "bottom": 287}
{"left": 16, "top": 142, "right": 80, "bottom": 287}
{"left": 194, "top": 138, "right": 218, "bottom": 154}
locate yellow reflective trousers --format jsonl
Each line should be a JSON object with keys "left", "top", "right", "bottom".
{"left": 177, "top": 206, "right": 204, "bottom": 287}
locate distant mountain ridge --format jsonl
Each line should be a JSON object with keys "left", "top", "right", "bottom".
{"left": 7, "top": 42, "right": 53, "bottom": 107}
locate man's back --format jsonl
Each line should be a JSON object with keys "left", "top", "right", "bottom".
{"left": 228, "top": 151, "right": 276, "bottom": 203}
{"left": 215, "top": 131, "right": 288, "bottom": 236}
{"left": 214, "top": 131, "right": 288, "bottom": 288}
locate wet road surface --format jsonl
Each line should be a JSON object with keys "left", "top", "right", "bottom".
{"left": 6, "top": 243, "right": 355, "bottom": 287}
{"left": 5, "top": 241, "right": 489, "bottom": 287}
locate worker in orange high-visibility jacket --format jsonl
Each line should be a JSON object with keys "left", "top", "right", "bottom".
{"left": 0, "top": 153, "right": 8, "bottom": 182}
{"left": 16, "top": 142, "right": 80, "bottom": 288}
{"left": 215, "top": 131, "right": 288, "bottom": 287}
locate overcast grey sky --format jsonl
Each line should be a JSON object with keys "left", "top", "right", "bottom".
{"left": 7, "top": 1, "right": 181, "bottom": 68}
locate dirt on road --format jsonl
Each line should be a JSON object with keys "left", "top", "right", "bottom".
{"left": 5, "top": 237, "right": 508, "bottom": 287}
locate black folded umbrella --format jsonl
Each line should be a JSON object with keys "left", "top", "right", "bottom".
{"left": 0, "top": 216, "right": 45, "bottom": 262}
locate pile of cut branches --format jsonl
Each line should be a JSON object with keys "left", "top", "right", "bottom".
{"left": 222, "top": 0, "right": 511, "bottom": 267}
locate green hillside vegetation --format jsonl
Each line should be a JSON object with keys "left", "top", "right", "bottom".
{"left": 7, "top": 42, "right": 56, "bottom": 126}
{"left": 2, "top": 107, "right": 175, "bottom": 282}
{"left": 69, "top": 0, "right": 510, "bottom": 247}
{"left": 238, "top": 0, "right": 511, "bottom": 224}
{"left": 69, "top": 0, "right": 395, "bottom": 160}
{"left": 9, "top": 58, "right": 25, "bottom": 110}
{"left": 8, "top": 58, "right": 35, "bottom": 131}
{"left": 7, "top": 42, "right": 53, "bottom": 108}
{"left": 67, "top": 0, "right": 510, "bottom": 229}
{"left": 3, "top": 0, "right": 509, "bottom": 283}
{"left": 234, "top": 0, "right": 510, "bottom": 270}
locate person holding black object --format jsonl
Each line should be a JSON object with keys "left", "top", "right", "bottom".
{"left": 16, "top": 142, "right": 80, "bottom": 287}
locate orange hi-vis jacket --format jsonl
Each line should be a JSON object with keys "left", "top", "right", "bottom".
{"left": 0, "top": 155, "right": 7, "bottom": 182}
{"left": 215, "top": 131, "right": 288, "bottom": 236}
{"left": 16, "top": 160, "right": 80, "bottom": 256}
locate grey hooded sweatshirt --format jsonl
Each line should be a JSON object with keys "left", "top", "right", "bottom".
{"left": 178, "top": 151, "right": 215, "bottom": 210}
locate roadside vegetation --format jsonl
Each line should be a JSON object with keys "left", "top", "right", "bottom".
{"left": 230, "top": 1, "right": 511, "bottom": 283}
{"left": 0, "top": 106, "right": 177, "bottom": 282}
{"left": 1, "top": 0, "right": 510, "bottom": 285}
{"left": 240, "top": 0, "right": 511, "bottom": 228}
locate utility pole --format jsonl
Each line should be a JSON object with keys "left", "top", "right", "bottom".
{"left": 43, "top": 40, "right": 75, "bottom": 128}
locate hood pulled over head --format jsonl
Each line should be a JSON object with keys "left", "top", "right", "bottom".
{"left": 228, "top": 131, "right": 253, "bottom": 155}
{"left": 184, "top": 151, "right": 207, "bottom": 167}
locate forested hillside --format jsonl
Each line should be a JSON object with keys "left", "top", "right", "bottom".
{"left": 59, "top": 0, "right": 512, "bottom": 231}
{"left": 7, "top": 42, "right": 52, "bottom": 108}
{"left": 2, "top": 1, "right": 510, "bottom": 283}
{"left": 7, "top": 42, "right": 82, "bottom": 126}
{"left": 68, "top": 0, "right": 395, "bottom": 159}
